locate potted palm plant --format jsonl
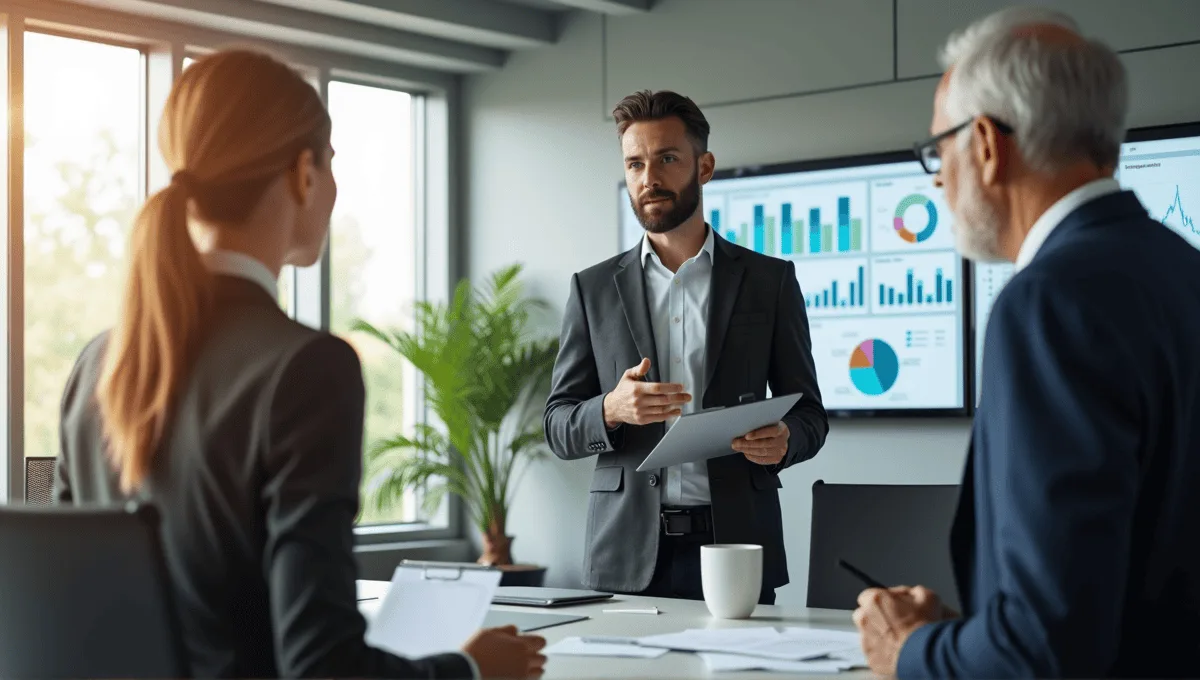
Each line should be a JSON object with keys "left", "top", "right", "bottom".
{"left": 353, "top": 264, "right": 559, "bottom": 581}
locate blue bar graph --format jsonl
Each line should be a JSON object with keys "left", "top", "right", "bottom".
{"left": 753, "top": 205, "right": 765, "bottom": 253}
{"left": 877, "top": 267, "right": 953, "bottom": 309}
{"left": 809, "top": 217, "right": 820, "bottom": 253}
{"left": 804, "top": 266, "right": 867, "bottom": 310}
{"left": 781, "top": 203, "right": 793, "bottom": 255}
{"left": 837, "top": 197, "right": 850, "bottom": 253}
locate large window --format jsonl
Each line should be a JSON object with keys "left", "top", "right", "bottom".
{"left": 23, "top": 33, "right": 142, "bottom": 459}
{"left": 4, "top": 7, "right": 453, "bottom": 541}
{"left": 327, "top": 81, "right": 430, "bottom": 526}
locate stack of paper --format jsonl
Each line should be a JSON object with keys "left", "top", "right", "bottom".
{"left": 543, "top": 626, "right": 865, "bottom": 673}
{"left": 637, "top": 626, "right": 858, "bottom": 661}
{"left": 544, "top": 637, "right": 669, "bottom": 659}
{"left": 698, "top": 653, "right": 854, "bottom": 674}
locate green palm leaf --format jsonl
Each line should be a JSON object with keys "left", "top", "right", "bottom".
{"left": 352, "top": 263, "right": 559, "bottom": 540}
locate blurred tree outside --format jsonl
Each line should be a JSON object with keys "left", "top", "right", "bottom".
{"left": 24, "top": 128, "right": 134, "bottom": 459}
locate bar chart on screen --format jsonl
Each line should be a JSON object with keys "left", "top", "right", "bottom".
{"left": 870, "top": 252, "right": 957, "bottom": 314}
{"left": 794, "top": 258, "right": 869, "bottom": 317}
{"left": 726, "top": 180, "right": 868, "bottom": 257}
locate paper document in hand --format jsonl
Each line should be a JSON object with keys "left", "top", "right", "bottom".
{"left": 699, "top": 653, "right": 853, "bottom": 674}
{"left": 638, "top": 627, "right": 856, "bottom": 661}
{"left": 545, "top": 637, "right": 669, "bottom": 659}
{"left": 365, "top": 564, "right": 500, "bottom": 658}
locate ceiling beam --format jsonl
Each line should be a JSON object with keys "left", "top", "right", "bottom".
{"left": 255, "top": 0, "right": 558, "bottom": 50}
{"left": 542, "top": 0, "right": 653, "bottom": 15}
{"left": 23, "top": 0, "right": 457, "bottom": 91}
{"left": 60, "top": 0, "right": 507, "bottom": 72}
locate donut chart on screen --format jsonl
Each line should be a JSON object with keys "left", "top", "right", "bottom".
{"left": 894, "top": 193, "right": 938, "bottom": 243}
{"left": 849, "top": 339, "right": 900, "bottom": 396}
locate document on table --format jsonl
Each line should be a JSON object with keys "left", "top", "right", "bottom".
{"left": 544, "top": 637, "right": 669, "bottom": 659}
{"left": 698, "top": 653, "right": 854, "bottom": 674}
{"left": 365, "top": 563, "right": 500, "bottom": 658}
{"left": 637, "top": 627, "right": 859, "bottom": 661}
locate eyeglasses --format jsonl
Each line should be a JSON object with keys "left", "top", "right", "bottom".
{"left": 912, "top": 117, "right": 1014, "bottom": 174}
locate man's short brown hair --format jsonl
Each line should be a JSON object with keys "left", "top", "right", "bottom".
{"left": 612, "top": 90, "right": 710, "bottom": 154}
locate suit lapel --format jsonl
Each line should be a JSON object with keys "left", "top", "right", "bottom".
{"left": 614, "top": 249, "right": 662, "bottom": 382}
{"left": 703, "top": 238, "right": 745, "bottom": 400}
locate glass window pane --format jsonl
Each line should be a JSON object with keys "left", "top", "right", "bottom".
{"left": 328, "top": 81, "right": 429, "bottom": 526}
{"left": 24, "top": 33, "right": 142, "bottom": 458}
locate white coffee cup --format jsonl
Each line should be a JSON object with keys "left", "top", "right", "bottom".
{"left": 700, "top": 544, "right": 763, "bottom": 619}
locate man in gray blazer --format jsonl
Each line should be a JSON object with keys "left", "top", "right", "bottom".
{"left": 544, "top": 90, "right": 828, "bottom": 605}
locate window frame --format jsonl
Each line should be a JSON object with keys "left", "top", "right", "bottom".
{"left": 0, "top": 0, "right": 461, "bottom": 544}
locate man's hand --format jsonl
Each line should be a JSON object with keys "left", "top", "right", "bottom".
{"left": 602, "top": 358, "right": 691, "bottom": 428}
{"left": 462, "top": 625, "right": 547, "bottom": 679}
{"left": 852, "top": 586, "right": 945, "bottom": 676}
{"left": 732, "top": 421, "right": 789, "bottom": 465}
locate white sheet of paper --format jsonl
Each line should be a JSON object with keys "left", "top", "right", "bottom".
{"left": 699, "top": 652, "right": 853, "bottom": 674}
{"left": 638, "top": 627, "right": 854, "bottom": 661}
{"left": 365, "top": 565, "right": 500, "bottom": 658}
{"left": 545, "top": 637, "right": 669, "bottom": 659}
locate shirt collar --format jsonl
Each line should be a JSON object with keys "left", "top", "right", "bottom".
{"left": 641, "top": 224, "right": 715, "bottom": 269}
{"left": 1014, "top": 177, "right": 1121, "bottom": 271}
{"left": 201, "top": 249, "right": 279, "bottom": 302}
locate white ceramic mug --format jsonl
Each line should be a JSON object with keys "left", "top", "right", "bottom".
{"left": 700, "top": 544, "right": 763, "bottom": 619}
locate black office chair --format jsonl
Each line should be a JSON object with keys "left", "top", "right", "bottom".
{"left": 807, "top": 480, "right": 961, "bottom": 611}
{"left": 0, "top": 503, "right": 190, "bottom": 678}
{"left": 25, "top": 456, "right": 56, "bottom": 505}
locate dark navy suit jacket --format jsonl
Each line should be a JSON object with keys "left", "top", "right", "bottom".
{"left": 898, "top": 191, "right": 1200, "bottom": 678}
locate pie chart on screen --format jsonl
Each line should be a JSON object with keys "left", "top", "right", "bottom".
{"left": 849, "top": 339, "right": 900, "bottom": 396}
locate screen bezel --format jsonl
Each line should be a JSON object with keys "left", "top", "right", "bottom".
{"left": 618, "top": 148, "right": 972, "bottom": 419}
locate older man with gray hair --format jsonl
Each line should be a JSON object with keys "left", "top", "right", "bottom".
{"left": 853, "top": 7, "right": 1200, "bottom": 678}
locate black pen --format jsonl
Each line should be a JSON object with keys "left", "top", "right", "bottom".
{"left": 837, "top": 558, "right": 887, "bottom": 589}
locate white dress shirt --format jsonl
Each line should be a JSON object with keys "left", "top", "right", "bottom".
{"left": 201, "top": 249, "right": 279, "bottom": 302}
{"left": 1014, "top": 178, "right": 1122, "bottom": 271}
{"left": 641, "top": 227, "right": 715, "bottom": 507}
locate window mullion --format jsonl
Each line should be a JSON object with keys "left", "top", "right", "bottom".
{"left": 2, "top": 14, "right": 26, "bottom": 503}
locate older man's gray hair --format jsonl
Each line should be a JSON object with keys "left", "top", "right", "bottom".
{"left": 939, "top": 6, "right": 1128, "bottom": 175}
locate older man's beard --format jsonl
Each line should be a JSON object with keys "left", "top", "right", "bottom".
{"left": 951, "top": 156, "right": 1006, "bottom": 262}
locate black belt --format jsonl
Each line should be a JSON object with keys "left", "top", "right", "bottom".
{"left": 660, "top": 506, "right": 712, "bottom": 537}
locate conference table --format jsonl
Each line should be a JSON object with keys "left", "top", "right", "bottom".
{"left": 357, "top": 580, "right": 874, "bottom": 679}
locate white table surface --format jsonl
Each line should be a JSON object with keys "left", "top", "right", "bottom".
{"left": 357, "top": 580, "right": 875, "bottom": 679}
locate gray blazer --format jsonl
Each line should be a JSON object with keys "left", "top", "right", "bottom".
{"left": 544, "top": 235, "right": 828, "bottom": 592}
{"left": 56, "top": 276, "right": 473, "bottom": 679}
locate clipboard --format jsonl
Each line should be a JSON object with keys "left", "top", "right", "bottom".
{"left": 635, "top": 392, "right": 803, "bottom": 472}
{"left": 364, "top": 560, "right": 501, "bottom": 657}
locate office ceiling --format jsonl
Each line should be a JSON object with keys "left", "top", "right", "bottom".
{"left": 60, "top": 0, "right": 656, "bottom": 74}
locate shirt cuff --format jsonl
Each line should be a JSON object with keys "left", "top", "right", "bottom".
{"left": 459, "top": 652, "right": 480, "bottom": 679}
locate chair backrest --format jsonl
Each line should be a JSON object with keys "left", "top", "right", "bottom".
{"left": 807, "top": 480, "right": 961, "bottom": 611}
{"left": 25, "top": 456, "right": 56, "bottom": 505}
{"left": 0, "top": 503, "right": 189, "bottom": 678}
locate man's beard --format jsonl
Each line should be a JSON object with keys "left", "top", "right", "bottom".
{"left": 951, "top": 155, "right": 1006, "bottom": 262}
{"left": 630, "top": 169, "right": 702, "bottom": 234}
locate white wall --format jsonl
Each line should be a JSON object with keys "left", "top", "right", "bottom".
{"left": 462, "top": 0, "right": 1200, "bottom": 606}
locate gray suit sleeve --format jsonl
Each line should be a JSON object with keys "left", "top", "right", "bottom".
{"left": 770, "top": 260, "right": 828, "bottom": 470}
{"left": 262, "top": 334, "right": 473, "bottom": 679}
{"left": 544, "top": 273, "right": 619, "bottom": 461}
